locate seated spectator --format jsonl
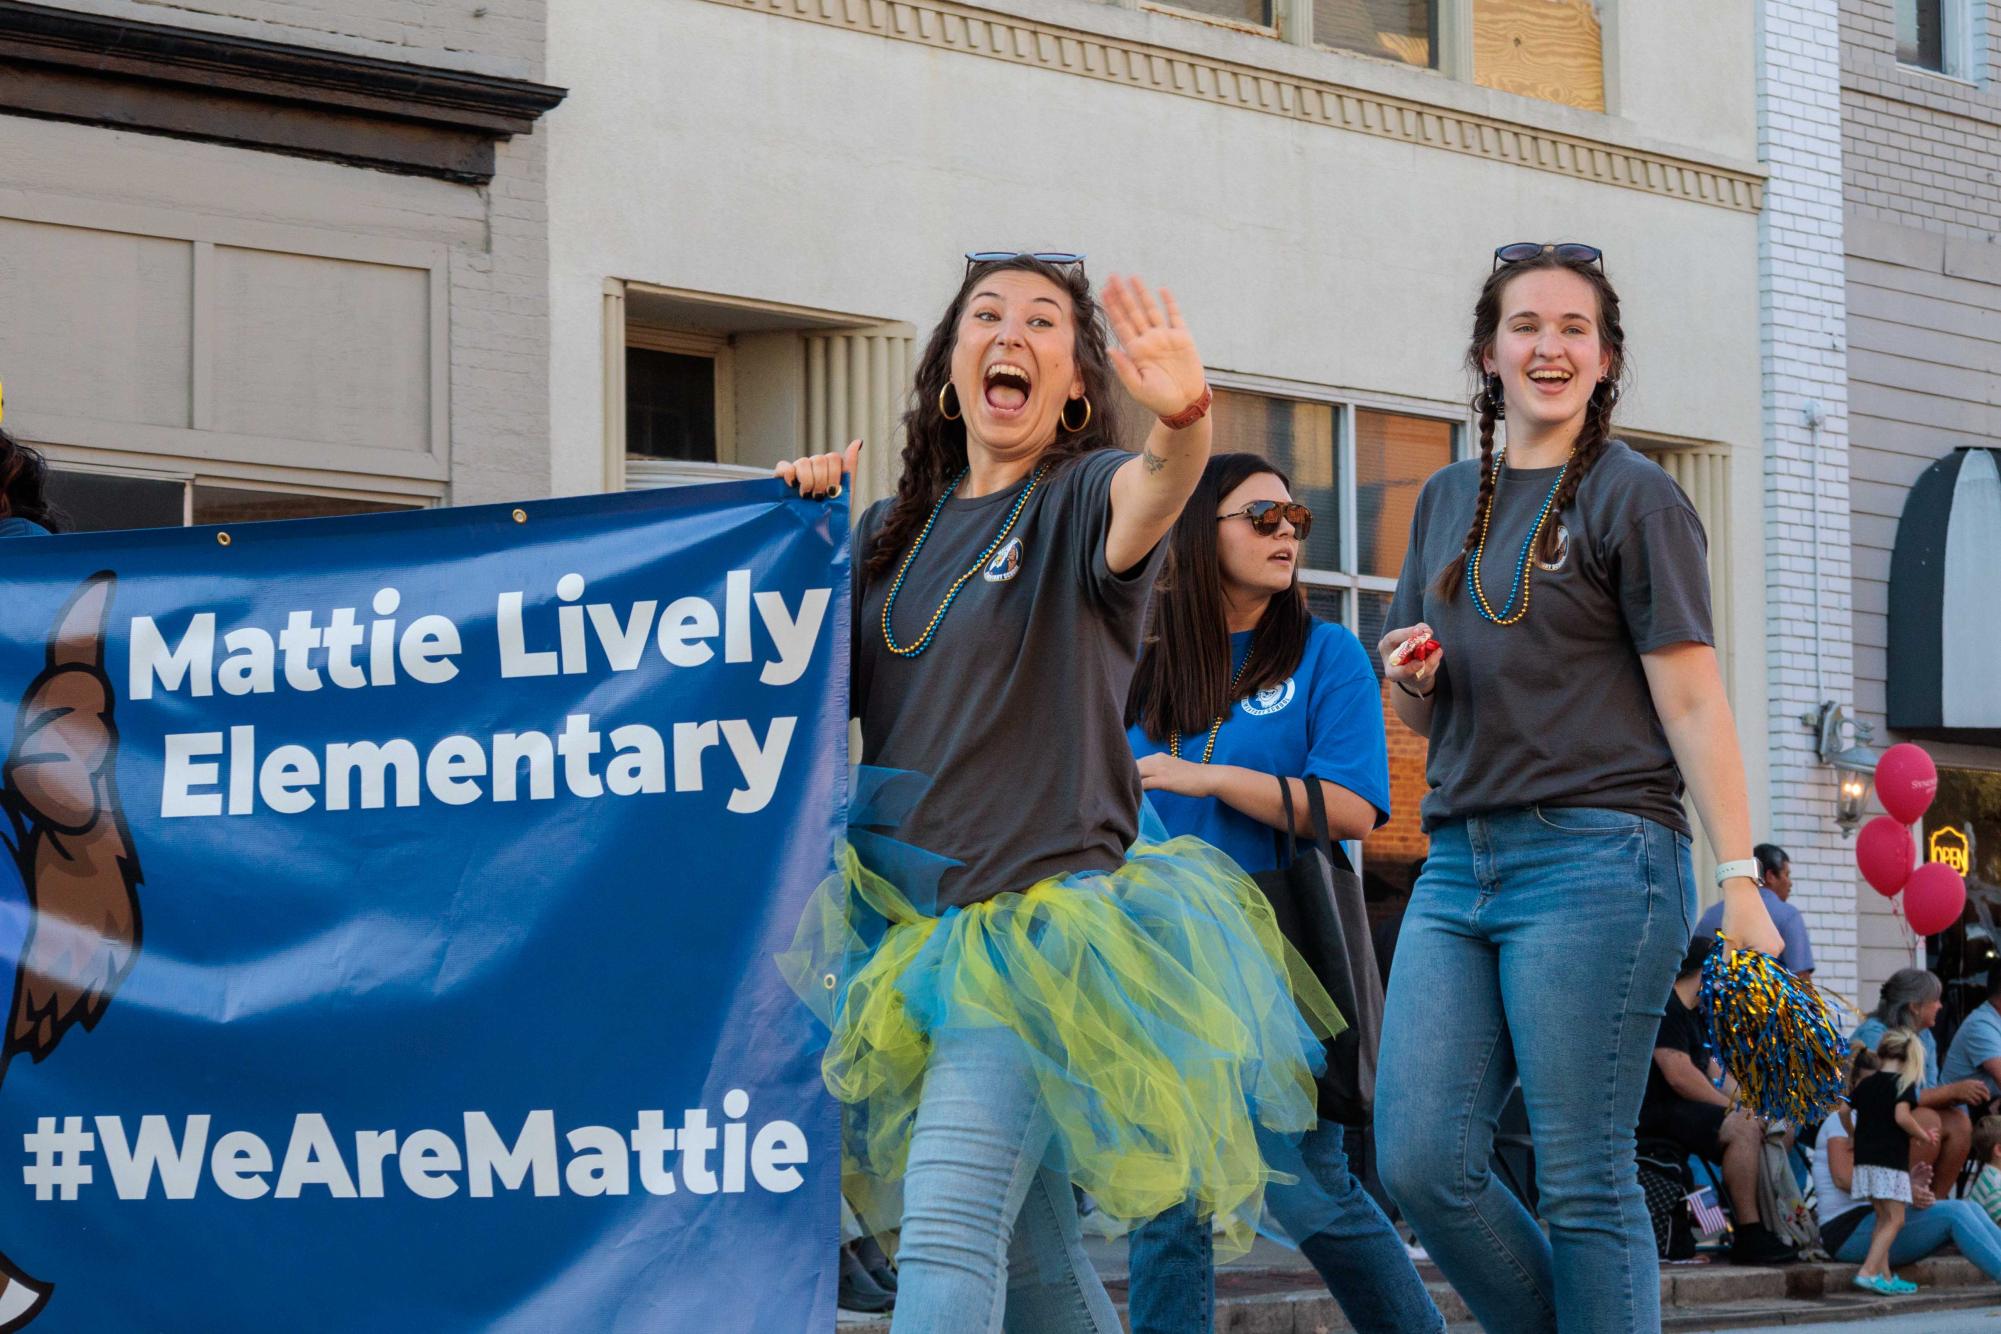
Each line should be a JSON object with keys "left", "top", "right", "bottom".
{"left": 1813, "top": 1094, "right": 2001, "bottom": 1280}
{"left": 1969, "top": 1116, "right": 2001, "bottom": 1228}
{"left": 1693, "top": 843, "right": 1813, "bottom": 978}
{"left": 1852, "top": 968, "right": 1989, "bottom": 1194}
{"left": 1639, "top": 939, "right": 1796, "bottom": 1264}
{"left": 1942, "top": 966, "right": 2001, "bottom": 1112}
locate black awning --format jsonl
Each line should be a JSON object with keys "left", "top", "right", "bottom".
{"left": 1889, "top": 446, "right": 2001, "bottom": 745}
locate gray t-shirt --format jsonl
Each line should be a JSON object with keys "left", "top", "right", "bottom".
{"left": 852, "top": 448, "right": 1164, "bottom": 908}
{"left": 1385, "top": 439, "right": 1712, "bottom": 833}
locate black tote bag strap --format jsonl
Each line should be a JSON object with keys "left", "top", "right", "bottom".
{"left": 1271, "top": 775, "right": 1300, "bottom": 869}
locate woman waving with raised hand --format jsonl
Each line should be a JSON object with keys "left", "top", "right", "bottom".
{"left": 776, "top": 254, "right": 1338, "bottom": 1334}
{"left": 1123, "top": 451, "right": 1442, "bottom": 1334}
{"left": 1370, "top": 243, "right": 1784, "bottom": 1334}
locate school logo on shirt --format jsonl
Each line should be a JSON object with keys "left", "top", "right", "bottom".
{"left": 1534, "top": 523, "right": 1570, "bottom": 573}
{"left": 1241, "top": 678, "right": 1296, "bottom": 716}
{"left": 983, "top": 537, "right": 1024, "bottom": 583}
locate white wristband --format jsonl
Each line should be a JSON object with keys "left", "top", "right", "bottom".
{"left": 1715, "top": 858, "right": 1760, "bottom": 889}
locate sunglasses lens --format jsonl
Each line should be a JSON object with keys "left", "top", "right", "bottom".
{"left": 1288, "top": 506, "right": 1313, "bottom": 540}
{"left": 1554, "top": 244, "right": 1603, "bottom": 266}
{"left": 1495, "top": 243, "right": 1543, "bottom": 266}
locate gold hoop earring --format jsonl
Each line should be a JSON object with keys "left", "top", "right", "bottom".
{"left": 938, "top": 384, "right": 962, "bottom": 421}
{"left": 1061, "top": 395, "right": 1092, "bottom": 433}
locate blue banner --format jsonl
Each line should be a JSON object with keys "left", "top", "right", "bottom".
{"left": 0, "top": 480, "right": 847, "bottom": 1331}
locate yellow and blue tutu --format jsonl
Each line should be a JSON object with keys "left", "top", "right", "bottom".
{"left": 778, "top": 768, "right": 1343, "bottom": 1259}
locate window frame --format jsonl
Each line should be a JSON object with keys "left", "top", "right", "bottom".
{"left": 623, "top": 325, "right": 737, "bottom": 469}
{"left": 1130, "top": 0, "right": 1609, "bottom": 110}
{"left": 1203, "top": 372, "right": 1464, "bottom": 877}
{"left": 1894, "top": 0, "right": 1976, "bottom": 81}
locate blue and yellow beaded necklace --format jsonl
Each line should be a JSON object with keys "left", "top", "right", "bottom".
{"left": 881, "top": 459, "right": 1051, "bottom": 657}
{"left": 1465, "top": 448, "right": 1572, "bottom": 626}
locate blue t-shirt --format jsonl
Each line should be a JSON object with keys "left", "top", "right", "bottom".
{"left": 0, "top": 516, "right": 49, "bottom": 538}
{"left": 1851, "top": 1016, "right": 1937, "bottom": 1090}
{"left": 1129, "top": 618, "right": 1389, "bottom": 875}
{"left": 1942, "top": 1002, "right": 2001, "bottom": 1099}
{"left": 1693, "top": 887, "right": 1814, "bottom": 976}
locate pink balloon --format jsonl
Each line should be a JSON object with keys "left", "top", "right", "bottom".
{"left": 1876, "top": 743, "right": 1939, "bottom": 825}
{"left": 1905, "top": 861, "right": 1967, "bottom": 936}
{"left": 1856, "top": 816, "right": 1916, "bottom": 897}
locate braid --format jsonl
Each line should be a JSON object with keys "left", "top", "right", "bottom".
{"left": 1434, "top": 396, "right": 1498, "bottom": 599}
{"left": 1535, "top": 382, "right": 1616, "bottom": 563}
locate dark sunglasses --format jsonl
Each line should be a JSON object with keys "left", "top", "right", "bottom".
{"left": 964, "top": 250, "right": 1087, "bottom": 275}
{"left": 1493, "top": 242, "right": 1604, "bottom": 273}
{"left": 1218, "top": 500, "right": 1313, "bottom": 540}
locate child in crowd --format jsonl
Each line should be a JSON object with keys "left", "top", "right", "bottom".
{"left": 1849, "top": 1032, "right": 1939, "bottom": 1295}
{"left": 1968, "top": 1116, "right": 2001, "bottom": 1227}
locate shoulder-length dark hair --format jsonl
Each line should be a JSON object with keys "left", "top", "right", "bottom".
{"left": 861, "top": 255, "right": 1127, "bottom": 586}
{"left": 1435, "top": 248, "right": 1628, "bottom": 598}
{"left": 0, "top": 429, "right": 62, "bottom": 532}
{"left": 1126, "top": 452, "right": 1311, "bottom": 743}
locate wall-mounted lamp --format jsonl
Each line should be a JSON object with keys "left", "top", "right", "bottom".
{"left": 1806, "top": 701, "right": 1880, "bottom": 836}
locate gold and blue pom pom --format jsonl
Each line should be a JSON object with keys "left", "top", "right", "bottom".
{"left": 1698, "top": 938, "right": 1846, "bottom": 1126}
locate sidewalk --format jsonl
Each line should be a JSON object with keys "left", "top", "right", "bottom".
{"left": 836, "top": 1233, "right": 2001, "bottom": 1331}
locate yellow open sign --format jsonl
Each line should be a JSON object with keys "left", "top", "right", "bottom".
{"left": 1930, "top": 826, "right": 1970, "bottom": 876}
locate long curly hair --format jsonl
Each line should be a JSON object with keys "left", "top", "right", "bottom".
{"left": 1434, "top": 249, "right": 1627, "bottom": 598}
{"left": 1127, "top": 453, "right": 1311, "bottom": 742}
{"left": 861, "top": 255, "right": 1126, "bottom": 586}
{"left": 0, "top": 428, "right": 62, "bottom": 532}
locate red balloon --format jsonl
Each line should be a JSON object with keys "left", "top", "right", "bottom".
{"left": 1876, "top": 743, "right": 1939, "bottom": 825}
{"left": 1857, "top": 816, "right": 1916, "bottom": 896}
{"left": 1905, "top": 861, "right": 1967, "bottom": 936}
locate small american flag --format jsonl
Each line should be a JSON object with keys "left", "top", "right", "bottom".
{"left": 1687, "top": 1186, "right": 1729, "bottom": 1237}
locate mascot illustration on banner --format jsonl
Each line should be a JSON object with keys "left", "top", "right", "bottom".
{"left": 0, "top": 575, "right": 143, "bottom": 1329}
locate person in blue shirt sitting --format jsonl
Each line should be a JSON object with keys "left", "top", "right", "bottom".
{"left": 1123, "top": 452, "right": 1441, "bottom": 1334}
{"left": 1692, "top": 843, "right": 1814, "bottom": 978}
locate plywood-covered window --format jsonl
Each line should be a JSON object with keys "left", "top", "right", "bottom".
{"left": 1472, "top": 0, "right": 1604, "bottom": 111}
{"left": 1142, "top": 0, "right": 1608, "bottom": 113}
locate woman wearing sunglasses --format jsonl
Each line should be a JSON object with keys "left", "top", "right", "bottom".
{"left": 1372, "top": 243, "right": 1785, "bottom": 1332}
{"left": 774, "top": 254, "right": 1337, "bottom": 1332}
{"left": 1122, "top": 451, "right": 1443, "bottom": 1334}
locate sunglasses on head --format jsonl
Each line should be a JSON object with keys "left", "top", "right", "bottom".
{"left": 964, "top": 250, "right": 1087, "bottom": 276}
{"left": 1218, "top": 500, "right": 1313, "bottom": 540}
{"left": 1493, "top": 242, "right": 1604, "bottom": 273}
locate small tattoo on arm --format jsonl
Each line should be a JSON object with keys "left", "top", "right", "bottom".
{"left": 1141, "top": 445, "right": 1167, "bottom": 475}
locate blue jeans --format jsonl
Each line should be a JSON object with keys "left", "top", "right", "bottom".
{"left": 1832, "top": 1200, "right": 2001, "bottom": 1279}
{"left": 890, "top": 1025, "right": 1121, "bottom": 1334}
{"left": 1127, "top": 1122, "right": 1443, "bottom": 1333}
{"left": 1374, "top": 808, "right": 1695, "bottom": 1334}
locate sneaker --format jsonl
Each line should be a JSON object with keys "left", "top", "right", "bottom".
{"left": 838, "top": 1244, "right": 894, "bottom": 1314}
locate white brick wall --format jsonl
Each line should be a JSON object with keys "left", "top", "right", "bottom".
{"left": 1759, "top": 0, "right": 1859, "bottom": 1002}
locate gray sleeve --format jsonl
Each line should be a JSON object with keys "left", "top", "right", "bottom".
{"left": 1614, "top": 503, "right": 1714, "bottom": 653}
{"left": 1064, "top": 449, "right": 1160, "bottom": 604}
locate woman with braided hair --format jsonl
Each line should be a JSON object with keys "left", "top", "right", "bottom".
{"left": 1371, "top": 243, "right": 1785, "bottom": 1332}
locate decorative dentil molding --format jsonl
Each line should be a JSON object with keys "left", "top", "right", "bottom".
{"left": 700, "top": 0, "right": 1763, "bottom": 213}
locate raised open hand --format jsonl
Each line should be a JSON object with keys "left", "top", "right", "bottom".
{"left": 1101, "top": 275, "right": 1205, "bottom": 421}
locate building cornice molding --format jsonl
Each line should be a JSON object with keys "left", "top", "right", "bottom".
{"left": 0, "top": 0, "right": 566, "bottom": 182}
{"left": 699, "top": 0, "right": 1763, "bottom": 213}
